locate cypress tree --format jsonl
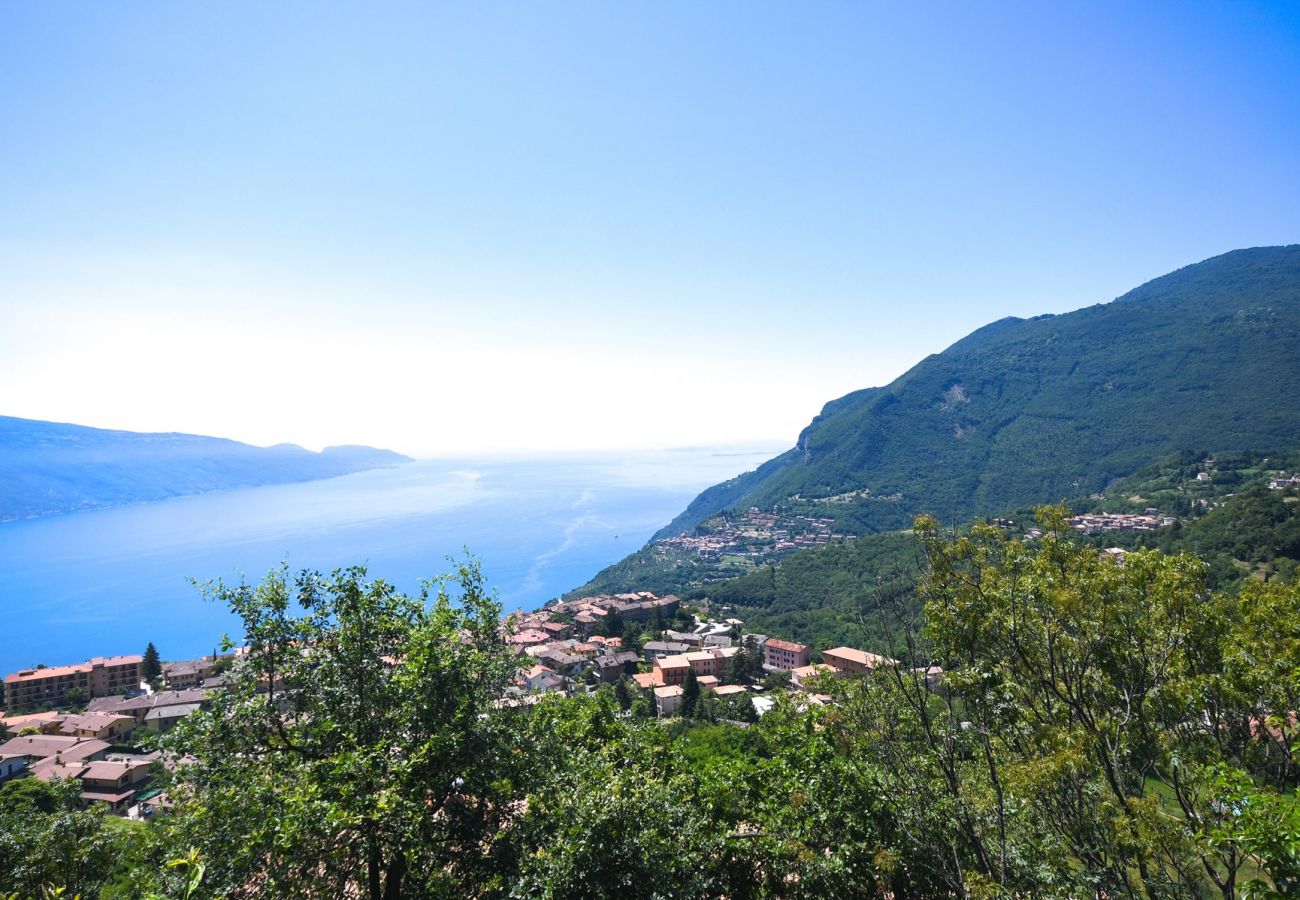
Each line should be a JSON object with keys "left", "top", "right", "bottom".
{"left": 143, "top": 642, "right": 162, "bottom": 684}
{"left": 681, "top": 669, "right": 701, "bottom": 718}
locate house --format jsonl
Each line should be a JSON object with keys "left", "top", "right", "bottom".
{"left": 0, "top": 734, "right": 86, "bottom": 761}
{"left": 507, "top": 629, "right": 552, "bottom": 648}
{"left": 632, "top": 672, "right": 661, "bottom": 690}
{"left": 594, "top": 651, "right": 639, "bottom": 684}
{"left": 702, "top": 634, "right": 733, "bottom": 649}
{"left": 654, "top": 647, "right": 739, "bottom": 684}
{"left": 145, "top": 703, "right": 202, "bottom": 734}
{"left": 709, "top": 684, "right": 748, "bottom": 698}
{"left": 88, "top": 689, "right": 210, "bottom": 724}
{"left": 530, "top": 647, "right": 585, "bottom": 675}
{"left": 683, "top": 648, "right": 738, "bottom": 679}
{"left": 4, "top": 654, "right": 143, "bottom": 710}
{"left": 520, "top": 665, "right": 565, "bottom": 693}
{"left": 162, "top": 658, "right": 217, "bottom": 690}
{"left": 654, "top": 685, "right": 684, "bottom": 717}
{"left": 642, "top": 640, "right": 691, "bottom": 663}
{"left": 35, "top": 758, "right": 153, "bottom": 815}
{"left": 763, "top": 639, "right": 811, "bottom": 671}
{"left": 822, "top": 646, "right": 894, "bottom": 676}
{"left": 56, "top": 712, "right": 136, "bottom": 743}
{"left": 914, "top": 665, "right": 944, "bottom": 690}
{"left": 0, "top": 710, "right": 65, "bottom": 737}
{"left": 792, "top": 664, "right": 837, "bottom": 691}
{"left": 653, "top": 655, "right": 692, "bottom": 686}
{"left": 540, "top": 621, "right": 572, "bottom": 640}
{"left": 0, "top": 736, "right": 111, "bottom": 781}
{"left": 664, "top": 630, "right": 702, "bottom": 647}
{"left": 0, "top": 753, "right": 27, "bottom": 784}
{"left": 692, "top": 622, "right": 732, "bottom": 640}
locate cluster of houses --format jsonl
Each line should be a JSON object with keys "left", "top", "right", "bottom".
{"left": 1268, "top": 474, "right": 1300, "bottom": 490}
{"left": 0, "top": 652, "right": 233, "bottom": 816}
{"left": 1070, "top": 511, "right": 1176, "bottom": 533}
{"left": 502, "top": 592, "right": 687, "bottom": 702}
{"left": 507, "top": 590, "right": 937, "bottom": 720}
{"left": 656, "top": 507, "right": 857, "bottom": 562}
{"left": 0, "top": 686, "right": 217, "bottom": 816}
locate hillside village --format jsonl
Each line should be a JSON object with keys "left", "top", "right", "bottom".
{"left": 656, "top": 506, "right": 858, "bottom": 563}
{"left": 504, "top": 590, "right": 928, "bottom": 718}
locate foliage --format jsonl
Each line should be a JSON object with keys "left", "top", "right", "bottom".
{"left": 0, "top": 779, "right": 150, "bottom": 899}
{"left": 161, "top": 560, "right": 526, "bottom": 900}
{"left": 829, "top": 506, "right": 1300, "bottom": 897}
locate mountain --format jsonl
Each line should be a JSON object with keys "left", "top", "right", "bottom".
{"left": 654, "top": 245, "right": 1300, "bottom": 539}
{"left": 0, "top": 416, "right": 413, "bottom": 521}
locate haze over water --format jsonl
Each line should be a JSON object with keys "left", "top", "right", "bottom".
{"left": 0, "top": 447, "right": 778, "bottom": 673}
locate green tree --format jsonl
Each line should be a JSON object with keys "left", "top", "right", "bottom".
{"left": 613, "top": 677, "right": 633, "bottom": 712}
{"left": 62, "top": 685, "right": 88, "bottom": 709}
{"left": 142, "top": 641, "right": 162, "bottom": 684}
{"left": 163, "top": 561, "right": 530, "bottom": 900}
{"left": 0, "top": 777, "right": 62, "bottom": 816}
{"left": 681, "top": 670, "right": 701, "bottom": 719}
{"left": 595, "top": 609, "right": 623, "bottom": 638}
{"left": 724, "top": 648, "right": 744, "bottom": 685}
{"left": 840, "top": 505, "right": 1300, "bottom": 897}
{"left": 0, "top": 779, "right": 131, "bottom": 898}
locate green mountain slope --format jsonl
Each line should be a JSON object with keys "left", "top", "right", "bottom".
{"left": 0, "top": 416, "right": 413, "bottom": 521}
{"left": 655, "top": 245, "right": 1300, "bottom": 539}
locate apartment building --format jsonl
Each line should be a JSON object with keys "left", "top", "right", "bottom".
{"left": 4, "top": 655, "right": 143, "bottom": 711}
{"left": 763, "top": 639, "right": 811, "bottom": 671}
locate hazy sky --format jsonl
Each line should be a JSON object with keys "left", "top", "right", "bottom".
{"left": 2, "top": 2, "right": 1297, "bottom": 455}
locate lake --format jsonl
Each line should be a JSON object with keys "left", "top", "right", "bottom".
{"left": 0, "top": 446, "right": 779, "bottom": 673}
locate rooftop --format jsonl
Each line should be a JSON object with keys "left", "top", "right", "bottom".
{"left": 823, "top": 646, "right": 895, "bottom": 668}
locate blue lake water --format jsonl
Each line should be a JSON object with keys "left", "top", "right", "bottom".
{"left": 0, "top": 447, "right": 779, "bottom": 673}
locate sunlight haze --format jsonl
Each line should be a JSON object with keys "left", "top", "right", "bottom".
{"left": 3, "top": 2, "right": 1298, "bottom": 453}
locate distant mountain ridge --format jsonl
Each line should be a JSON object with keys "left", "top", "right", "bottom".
{"left": 653, "top": 245, "right": 1300, "bottom": 540}
{"left": 0, "top": 416, "right": 413, "bottom": 521}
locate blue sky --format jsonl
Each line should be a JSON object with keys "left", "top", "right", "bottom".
{"left": 2, "top": 2, "right": 1297, "bottom": 454}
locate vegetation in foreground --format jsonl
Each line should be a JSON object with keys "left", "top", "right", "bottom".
{"left": 3, "top": 508, "right": 1300, "bottom": 897}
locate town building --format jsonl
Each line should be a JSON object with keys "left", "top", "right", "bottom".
{"left": 791, "top": 664, "right": 837, "bottom": 691}
{"left": 4, "top": 655, "right": 143, "bottom": 711}
{"left": 0, "top": 710, "right": 65, "bottom": 736}
{"left": 822, "top": 646, "right": 893, "bottom": 676}
{"left": 763, "top": 639, "right": 811, "bottom": 671}
{"left": 654, "top": 685, "right": 684, "bottom": 717}
{"left": 642, "top": 640, "right": 691, "bottom": 663}
{"left": 520, "top": 665, "right": 565, "bottom": 693}
{"left": 0, "top": 753, "right": 28, "bottom": 784}
{"left": 145, "top": 703, "right": 202, "bottom": 733}
{"left": 162, "top": 658, "right": 218, "bottom": 690}
{"left": 0, "top": 734, "right": 110, "bottom": 765}
{"left": 87, "top": 689, "right": 210, "bottom": 724}
{"left": 56, "top": 712, "right": 136, "bottom": 742}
